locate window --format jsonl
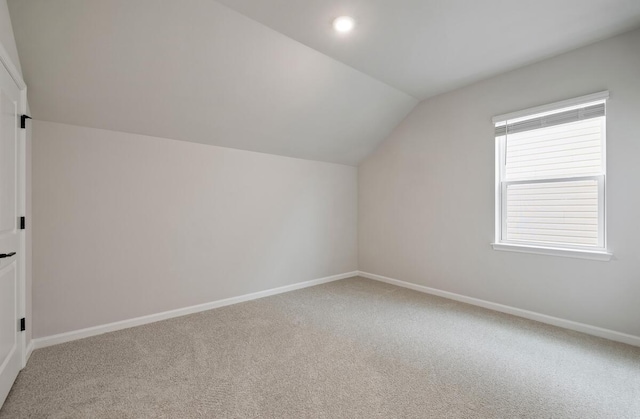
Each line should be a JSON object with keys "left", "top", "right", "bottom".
{"left": 492, "top": 92, "right": 611, "bottom": 260}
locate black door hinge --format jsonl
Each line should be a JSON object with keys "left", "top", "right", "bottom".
{"left": 20, "top": 318, "right": 25, "bottom": 332}
{"left": 20, "top": 115, "right": 32, "bottom": 129}
{"left": 19, "top": 216, "right": 25, "bottom": 230}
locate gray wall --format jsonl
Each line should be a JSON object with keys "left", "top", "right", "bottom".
{"left": 33, "top": 121, "right": 357, "bottom": 338}
{"left": 0, "top": 0, "right": 21, "bottom": 75}
{"left": 359, "top": 28, "right": 640, "bottom": 337}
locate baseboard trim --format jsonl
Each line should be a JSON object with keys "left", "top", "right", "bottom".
{"left": 33, "top": 271, "right": 358, "bottom": 351}
{"left": 25, "top": 340, "right": 34, "bottom": 364}
{"left": 358, "top": 271, "right": 640, "bottom": 347}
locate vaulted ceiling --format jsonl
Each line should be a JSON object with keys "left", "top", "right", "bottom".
{"left": 217, "top": 0, "right": 640, "bottom": 99}
{"left": 8, "top": 0, "right": 417, "bottom": 165}
{"left": 8, "top": 0, "right": 640, "bottom": 165}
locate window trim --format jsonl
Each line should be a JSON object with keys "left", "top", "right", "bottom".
{"left": 490, "top": 242, "right": 612, "bottom": 261}
{"left": 493, "top": 92, "right": 612, "bottom": 261}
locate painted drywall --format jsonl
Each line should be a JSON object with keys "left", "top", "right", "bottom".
{"left": 217, "top": 0, "right": 640, "bottom": 99}
{"left": 0, "top": 0, "right": 31, "bottom": 348}
{"left": 8, "top": 0, "right": 417, "bottom": 166}
{"left": 33, "top": 121, "right": 357, "bottom": 338}
{"left": 0, "top": 0, "right": 21, "bottom": 75}
{"left": 359, "top": 28, "right": 640, "bottom": 337}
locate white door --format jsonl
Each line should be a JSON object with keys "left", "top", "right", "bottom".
{"left": 0, "top": 59, "right": 23, "bottom": 408}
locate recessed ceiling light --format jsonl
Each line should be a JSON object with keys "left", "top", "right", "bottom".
{"left": 333, "top": 16, "right": 355, "bottom": 33}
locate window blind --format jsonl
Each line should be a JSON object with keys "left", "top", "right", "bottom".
{"left": 504, "top": 117, "right": 603, "bottom": 181}
{"left": 495, "top": 96, "right": 606, "bottom": 250}
{"left": 495, "top": 103, "right": 605, "bottom": 137}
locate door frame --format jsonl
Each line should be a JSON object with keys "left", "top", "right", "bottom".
{"left": 0, "top": 40, "right": 28, "bottom": 369}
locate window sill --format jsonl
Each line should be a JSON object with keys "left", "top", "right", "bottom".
{"left": 491, "top": 243, "right": 612, "bottom": 261}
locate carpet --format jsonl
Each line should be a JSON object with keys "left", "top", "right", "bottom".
{"left": 1, "top": 277, "right": 639, "bottom": 418}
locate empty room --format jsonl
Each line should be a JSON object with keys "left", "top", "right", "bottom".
{"left": 1, "top": 0, "right": 639, "bottom": 417}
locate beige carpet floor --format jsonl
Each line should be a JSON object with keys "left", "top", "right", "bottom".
{"left": 1, "top": 276, "right": 639, "bottom": 418}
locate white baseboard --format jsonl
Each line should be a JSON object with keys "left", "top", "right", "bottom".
{"left": 25, "top": 340, "right": 34, "bottom": 364}
{"left": 358, "top": 271, "right": 640, "bottom": 347}
{"left": 31, "top": 270, "right": 639, "bottom": 351}
{"left": 33, "top": 271, "right": 358, "bottom": 351}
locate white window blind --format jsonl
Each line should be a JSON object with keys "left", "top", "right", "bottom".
{"left": 495, "top": 92, "right": 607, "bottom": 252}
{"left": 504, "top": 118, "right": 603, "bottom": 181}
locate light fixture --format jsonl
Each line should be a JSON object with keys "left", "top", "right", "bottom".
{"left": 333, "top": 16, "right": 355, "bottom": 33}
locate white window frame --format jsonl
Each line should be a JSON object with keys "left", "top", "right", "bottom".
{"left": 491, "top": 91, "right": 612, "bottom": 261}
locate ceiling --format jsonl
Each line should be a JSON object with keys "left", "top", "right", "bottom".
{"left": 7, "top": 0, "right": 416, "bottom": 166}
{"left": 217, "top": 0, "right": 640, "bottom": 99}
{"left": 8, "top": 1, "right": 640, "bottom": 165}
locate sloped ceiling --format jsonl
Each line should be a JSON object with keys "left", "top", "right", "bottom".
{"left": 217, "top": 0, "right": 640, "bottom": 99}
{"left": 7, "top": 0, "right": 417, "bottom": 165}
{"left": 9, "top": 1, "right": 640, "bottom": 165}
